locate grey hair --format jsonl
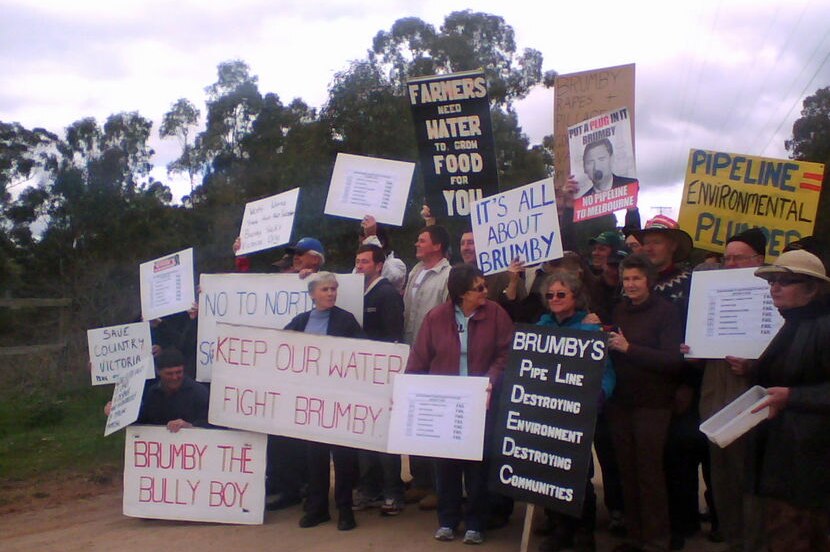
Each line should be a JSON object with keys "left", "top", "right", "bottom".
{"left": 307, "top": 271, "right": 338, "bottom": 294}
{"left": 542, "top": 269, "right": 589, "bottom": 311}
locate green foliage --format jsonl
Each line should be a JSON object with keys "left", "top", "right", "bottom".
{"left": 0, "top": 384, "right": 123, "bottom": 479}
{"left": 787, "top": 86, "right": 830, "bottom": 238}
{"left": 371, "top": 10, "right": 543, "bottom": 107}
{"left": 0, "top": 12, "right": 556, "bottom": 483}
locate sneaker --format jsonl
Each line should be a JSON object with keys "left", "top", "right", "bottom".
{"left": 380, "top": 498, "right": 403, "bottom": 516}
{"left": 463, "top": 530, "right": 484, "bottom": 545}
{"left": 352, "top": 492, "right": 383, "bottom": 511}
{"left": 434, "top": 527, "right": 455, "bottom": 541}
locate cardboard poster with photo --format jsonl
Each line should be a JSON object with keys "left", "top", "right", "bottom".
{"left": 553, "top": 64, "right": 635, "bottom": 191}
{"left": 567, "top": 108, "right": 638, "bottom": 222}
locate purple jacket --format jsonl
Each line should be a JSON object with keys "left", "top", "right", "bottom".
{"left": 405, "top": 299, "right": 513, "bottom": 387}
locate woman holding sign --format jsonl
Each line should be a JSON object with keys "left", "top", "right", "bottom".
{"left": 747, "top": 249, "right": 830, "bottom": 550}
{"left": 606, "top": 254, "right": 684, "bottom": 552}
{"left": 284, "top": 272, "right": 365, "bottom": 531}
{"left": 406, "top": 263, "right": 513, "bottom": 545}
{"left": 535, "top": 270, "right": 615, "bottom": 552}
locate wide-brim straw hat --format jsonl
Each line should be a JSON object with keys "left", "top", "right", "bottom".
{"left": 755, "top": 249, "right": 830, "bottom": 283}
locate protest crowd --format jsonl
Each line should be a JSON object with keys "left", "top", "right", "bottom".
{"left": 108, "top": 193, "right": 830, "bottom": 552}
{"left": 91, "top": 65, "right": 829, "bottom": 552}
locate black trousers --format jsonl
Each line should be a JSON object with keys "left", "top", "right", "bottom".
{"left": 304, "top": 442, "right": 358, "bottom": 515}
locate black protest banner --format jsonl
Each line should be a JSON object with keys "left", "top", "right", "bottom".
{"left": 407, "top": 70, "right": 499, "bottom": 220}
{"left": 489, "top": 324, "right": 606, "bottom": 517}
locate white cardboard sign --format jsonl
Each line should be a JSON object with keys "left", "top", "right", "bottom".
{"left": 471, "top": 178, "right": 563, "bottom": 275}
{"left": 324, "top": 153, "right": 414, "bottom": 227}
{"left": 123, "top": 426, "right": 267, "bottom": 525}
{"left": 196, "top": 272, "right": 364, "bottom": 382}
{"left": 139, "top": 248, "right": 195, "bottom": 320}
{"left": 87, "top": 321, "right": 154, "bottom": 385}
{"left": 236, "top": 188, "right": 300, "bottom": 256}
{"left": 104, "top": 359, "right": 149, "bottom": 436}
{"left": 208, "top": 323, "right": 409, "bottom": 452}
{"left": 386, "top": 374, "right": 489, "bottom": 461}
{"left": 684, "top": 267, "right": 784, "bottom": 359}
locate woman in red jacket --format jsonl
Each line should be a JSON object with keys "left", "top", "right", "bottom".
{"left": 406, "top": 264, "right": 514, "bottom": 545}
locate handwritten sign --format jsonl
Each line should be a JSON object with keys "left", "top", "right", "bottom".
{"left": 490, "top": 325, "right": 606, "bottom": 517}
{"left": 87, "top": 321, "right": 153, "bottom": 385}
{"left": 407, "top": 69, "right": 499, "bottom": 219}
{"left": 684, "top": 267, "right": 784, "bottom": 359}
{"left": 386, "top": 374, "right": 489, "bottom": 461}
{"left": 553, "top": 64, "right": 635, "bottom": 191}
{"left": 139, "top": 248, "right": 195, "bottom": 320}
{"left": 196, "top": 273, "right": 364, "bottom": 382}
{"left": 678, "top": 149, "right": 824, "bottom": 258}
{"left": 123, "top": 426, "right": 267, "bottom": 524}
{"left": 104, "top": 359, "right": 149, "bottom": 436}
{"left": 471, "top": 178, "right": 563, "bottom": 275}
{"left": 237, "top": 188, "right": 299, "bottom": 256}
{"left": 568, "top": 107, "right": 638, "bottom": 222}
{"left": 324, "top": 154, "right": 414, "bottom": 226}
{"left": 208, "top": 323, "right": 409, "bottom": 452}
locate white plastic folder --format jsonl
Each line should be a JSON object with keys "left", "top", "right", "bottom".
{"left": 700, "top": 385, "right": 769, "bottom": 448}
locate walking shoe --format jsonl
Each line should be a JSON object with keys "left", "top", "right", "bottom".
{"left": 298, "top": 511, "right": 331, "bottom": 528}
{"left": 352, "top": 491, "right": 383, "bottom": 511}
{"left": 434, "top": 527, "right": 455, "bottom": 541}
{"left": 418, "top": 493, "right": 438, "bottom": 510}
{"left": 463, "top": 530, "right": 484, "bottom": 545}
{"left": 337, "top": 508, "right": 357, "bottom": 531}
{"left": 380, "top": 498, "right": 403, "bottom": 516}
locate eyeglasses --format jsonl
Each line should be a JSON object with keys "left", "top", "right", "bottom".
{"left": 724, "top": 254, "right": 761, "bottom": 263}
{"left": 545, "top": 291, "right": 569, "bottom": 300}
{"left": 766, "top": 275, "right": 807, "bottom": 287}
{"left": 469, "top": 284, "right": 487, "bottom": 293}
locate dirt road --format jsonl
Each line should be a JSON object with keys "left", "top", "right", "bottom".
{"left": 0, "top": 480, "right": 724, "bottom": 552}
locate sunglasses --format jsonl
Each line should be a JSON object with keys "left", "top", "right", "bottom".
{"left": 545, "top": 291, "right": 569, "bottom": 300}
{"left": 469, "top": 284, "right": 487, "bottom": 293}
{"left": 766, "top": 275, "right": 807, "bottom": 287}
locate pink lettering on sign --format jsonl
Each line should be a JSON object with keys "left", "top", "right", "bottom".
{"left": 215, "top": 336, "right": 268, "bottom": 366}
{"left": 138, "top": 476, "right": 199, "bottom": 505}
{"left": 222, "top": 385, "right": 281, "bottom": 418}
{"left": 209, "top": 480, "right": 249, "bottom": 508}
{"left": 133, "top": 440, "right": 208, "bottom": 470}
{"left": 217, "top": 444, "right": 255, "bottom": 474}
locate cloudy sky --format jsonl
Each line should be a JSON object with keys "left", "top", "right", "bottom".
{"left": 2, "top": 0, "right": 828, "bottom": 219}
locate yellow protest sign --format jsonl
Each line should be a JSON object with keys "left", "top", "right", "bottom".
{"left": 678, "top": 149, "right": 824, "bottom": 258}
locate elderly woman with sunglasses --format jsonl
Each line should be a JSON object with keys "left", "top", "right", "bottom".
{"left": 406, "top": 263, "right": 514, "bottom": 545}
{"left": 746, "top": 249, "right": 830, "bottom": 550}
{"left": 534, "top": 269, "right": 615, "bottom": 552}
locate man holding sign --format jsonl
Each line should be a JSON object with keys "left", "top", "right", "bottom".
{"left": 105, "top": 348, "right": 209, "bottom": 433}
